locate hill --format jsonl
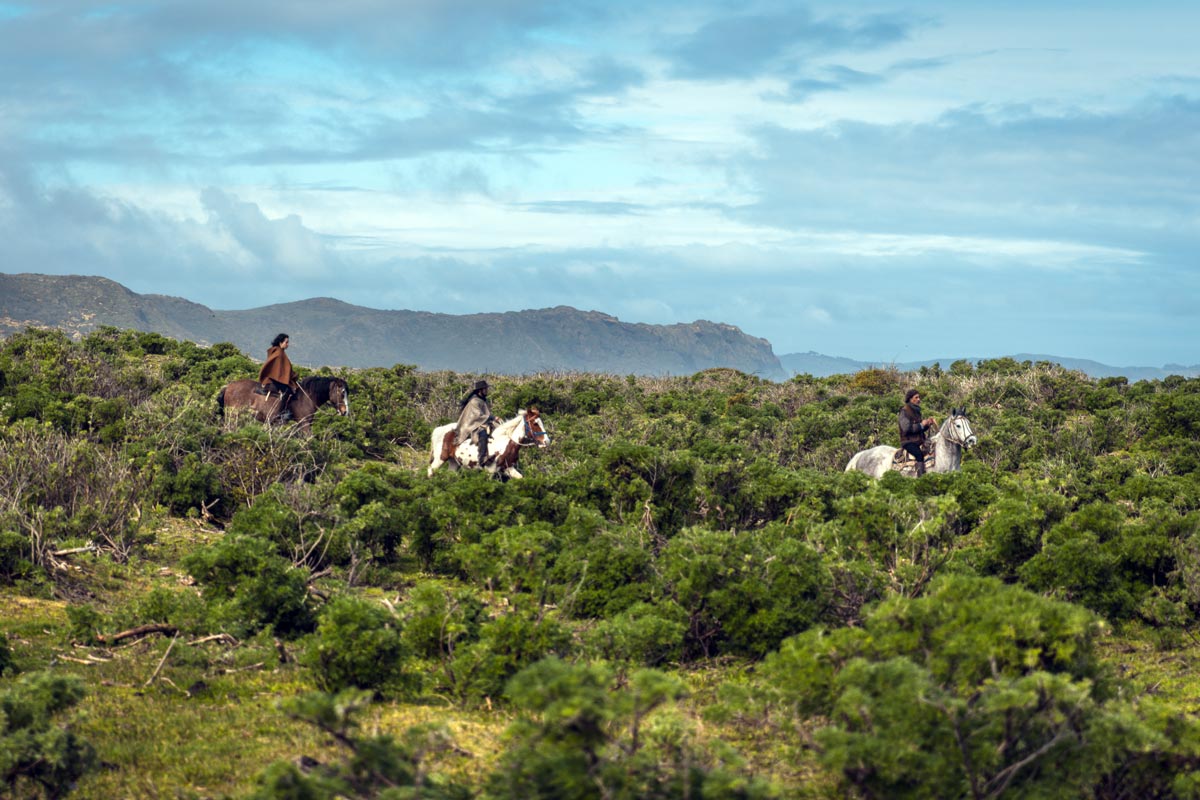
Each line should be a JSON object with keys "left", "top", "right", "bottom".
{"left": 3, "top": 272, "right": 1192, "bottom": 381}
{"left": 779, "top": 350, "right": 1200, "bottom": 381}
{"left": 0, "top": 273, "right": 785, "bottom": 378}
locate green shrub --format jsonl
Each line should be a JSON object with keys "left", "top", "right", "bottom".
{"left": 249, "top": 690, "right": 469, "bottom": 800}
{"left": 399, "top": 580, "right": 486, "bottom": 661}
{"left": 752, "top": 575, "right": 1200, "bottom": 799}
{"left": 583, "top": 601, "right": 687, "bottom": 667}
{"left": 490, "top": 657, "right": 774, "bottom": 800}
{"left": 182, "top": 534, "right": 315, "bottom": 638}
{"left": 0, "top": 526, "right": 38, "bottom": 585}
{"left": 0, "top": 633, "right": 12, "bottom": 677}
{"left": 1, "top": 671, "right": 97, "bottom": 798}
{"left": 446, "top": 600, "right": 573, "bottom": 704}
{"left": 551, "top": 521, "right": 658, "bottom": 619}
{"left": 300, "top": 596, "right": 416, "bottom": 696}
{"left": 661, "top": 524, "right": 828, "bottom": 659}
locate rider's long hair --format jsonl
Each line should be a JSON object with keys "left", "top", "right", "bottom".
{"left": 460, "top": 388, "right": 484, "bottom": 409}
{"left": 271, "top": 333, "right": 289, "bottom": 348}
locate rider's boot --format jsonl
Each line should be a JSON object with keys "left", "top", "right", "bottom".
{"left": 278, "top": 390, "right": 294, "bottom": 422}
{"left": 478, "top": 434, "right": 491, "bottom": 466}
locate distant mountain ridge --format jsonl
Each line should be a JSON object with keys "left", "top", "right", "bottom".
{"left": 0, "top": 273, "right": 784, "bottom": 377}
{"left": 778, "top": 351, "right": 1200, "bottom": 383}
{"left": 2, "top": 273, "right": 1192, "bottom": 381}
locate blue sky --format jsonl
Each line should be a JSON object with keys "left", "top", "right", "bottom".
{"left": 1, "top": 1, "right": 1196, "bottom": 366}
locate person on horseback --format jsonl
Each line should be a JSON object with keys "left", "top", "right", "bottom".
{"left": 456, "top": 379, "right": 498, "bottom": 466}
{"left": 258, "top": 333, "right": 299, "bottom": 422}
{"left": 898, "top": 388, "right": 937, "bottom": 476}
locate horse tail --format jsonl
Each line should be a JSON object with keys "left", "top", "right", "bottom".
{"left": 216, "top": 387, "right": 226, "bottom": 418}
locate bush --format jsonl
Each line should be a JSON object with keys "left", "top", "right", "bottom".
{"left": 399, "top": 580, "right": 486, "bottom": 661}
{"left": 1, "top": 671, "right": 97, "bottom": 798}
{"left": 753, "top": 575, "right": 1200, "bottom": 799}
{"left": 661, "top": 525, "right": 828, "bottom": 659}
{"left": 489, "top": 658, "right": 774, "bottom": 800}
{"left": 583, "top": 601, "right": 687, "bottom": 667}
{"left": 445, "top": 599, "right": 573, "bottom": 704}
{"left": 301, "top": 596, "right": 416, "bottom": 696}
{"left": 0, "top": 633, "right": 12, "bottom": 677}
{"left": 182, "top": 534, "right": 315, "bottom": 638}
{"left": 249, "top": 690, "right": 469, "bottom": 800}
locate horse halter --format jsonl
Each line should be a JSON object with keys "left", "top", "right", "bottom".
{"left": 940, "top": 411, "right": 976, "bottom": 448}
{"left": 521, "top": 409, "right": 549, "bottom": 446}
{"left": 331, "top": 380, "right": 350, "bottom": 416}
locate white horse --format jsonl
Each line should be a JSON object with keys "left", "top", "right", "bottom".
{"left": 845, "top": 408, "right": 977, "bottom": 479}
{"left": 428, "top": 408, "right": 550, "bottom": 479}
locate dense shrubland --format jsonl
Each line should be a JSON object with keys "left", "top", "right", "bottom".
{"left": 1, "top": 326, "right": 1200, "bottom": 797}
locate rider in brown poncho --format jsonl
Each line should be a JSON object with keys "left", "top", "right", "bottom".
{"left": 258, "top": 333, "right": 299, "bottom": 421}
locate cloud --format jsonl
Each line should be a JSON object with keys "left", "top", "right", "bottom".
{"left": 199, "top": 188, "right": 343, "bottom": 279}
{"left": 662, "top": 7, "right": 915, "bottom": 80}
{"left": 517, "top": 200, "right": 645, "bottom": 216}
{"left": 735, "top": 95, "right": 1200, "bottom": 254}
{"left": 773, "top": 64, "right": 886, "bottom": 101}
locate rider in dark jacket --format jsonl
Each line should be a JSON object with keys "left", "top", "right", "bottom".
{"left": 898, "top": 388, "right": 936, "bottom": 476}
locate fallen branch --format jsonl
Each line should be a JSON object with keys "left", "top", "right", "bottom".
{"left": 144, "top": 633, "right": 179, "bottom": 687}
{"left": 220, "top": 661, "right": 265, "bottom": 674}
{"left": 191, "top": 633, "right": 240, "bottom": 647}
{"left": 52, "top": 545, "right": 98, "bottom": 557}
{"left": 98, "top": 623, "right": 178, "bottom": 644}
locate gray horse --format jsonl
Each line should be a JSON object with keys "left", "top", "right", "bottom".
{"left": 845, "top": 408, "right": 977, "bottom": 478}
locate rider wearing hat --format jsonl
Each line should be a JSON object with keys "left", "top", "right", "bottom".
{"left": 456, "top": 379, "right": 499, "bottom": 466}
{"left": 258, "top": 333, "right": 300, "bottom": 422}
{"left": 898, "top": 388, "right": 936, "bottom": 476}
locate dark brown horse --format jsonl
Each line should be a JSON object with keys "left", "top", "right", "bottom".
{"left": 217, "top": 376, "right": 349, "bottom": 432}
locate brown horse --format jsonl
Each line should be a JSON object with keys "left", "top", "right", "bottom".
{"left": 217, "top": 376, "right": 350, "bottom": 431}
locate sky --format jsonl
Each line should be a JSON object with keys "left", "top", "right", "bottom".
{"left": 0, "top": 1, "right": 1197, "bottom": 367}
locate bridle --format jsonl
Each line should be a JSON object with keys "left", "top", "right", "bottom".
{"left": 937, "top": 411, "right": 976, "bottom": 448}
{"left": 521, "top": 409, "right": 549, "bottom": 446}
{"left": 330, "top": 379, "right": 350, "bottom": 416}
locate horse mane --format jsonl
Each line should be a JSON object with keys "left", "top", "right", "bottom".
{"left": 299, "top": 375, "right": 329, "bottom": 391}
{"left": 492, "top": 410, "right": 527, "bottom": 437}
{"left": 299, "top": 376, "right": 346, "bottom": 399}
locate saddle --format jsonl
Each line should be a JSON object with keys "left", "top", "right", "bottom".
{"left": 892, "top": 446, "right": 935, "bottom": 473}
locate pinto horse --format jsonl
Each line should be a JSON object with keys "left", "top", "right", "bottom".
{"left": 845, "top": 408, "right": 977, "bottom": 478}
{"left": 428, "top": 408, "right": 550, "bottom": 480}
{"left": 217, "top": 375, "right": 350, "bottom": 432}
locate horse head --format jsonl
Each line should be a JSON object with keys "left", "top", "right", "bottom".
{"left": 520, "top": 408, "right": 550, "bottom": 448}
{"left": 329, "top": 378, "right": 350, "bottom": 417}
{"left": 943, "top": 407, "right": 977, "bottom": 448}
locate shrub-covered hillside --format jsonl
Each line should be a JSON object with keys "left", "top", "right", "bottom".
{"left": 2, "top": 325, "right": 1200, "bottom": 799}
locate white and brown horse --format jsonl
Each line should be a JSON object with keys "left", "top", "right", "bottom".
{"left": 845, "top": 408, "right": 977, "bottom": 478}
{"left": 217, "top": 375, "right": 349, "bottom": 432}
{"left": 428, "top": 408, "right": 550, "bottom": 479}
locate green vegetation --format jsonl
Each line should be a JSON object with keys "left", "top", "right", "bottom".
{"left": 2, "top": 325, "right": 1200, "bottom": 798}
